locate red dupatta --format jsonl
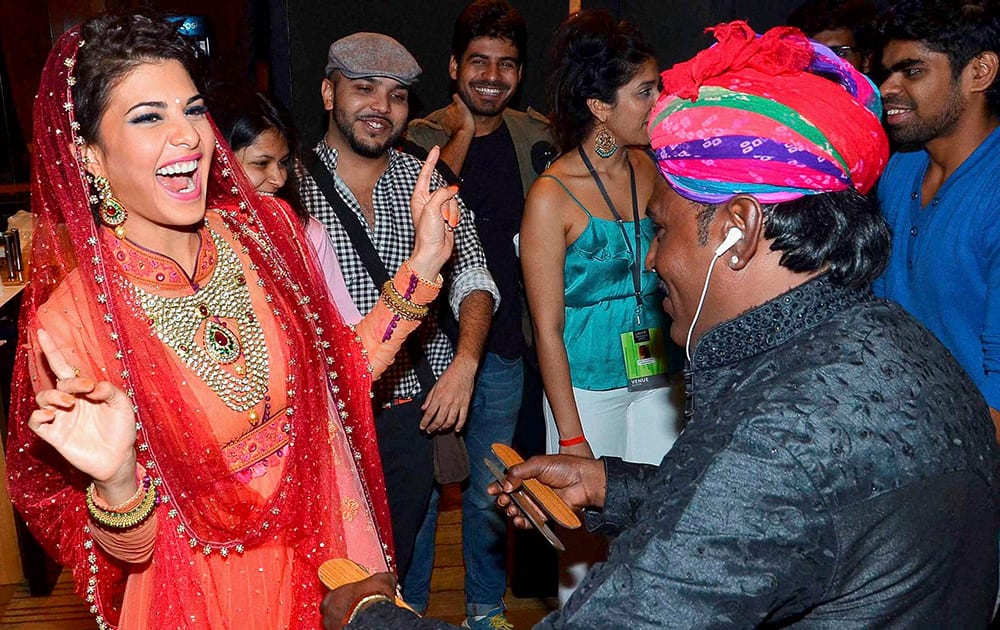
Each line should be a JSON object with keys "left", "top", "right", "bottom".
{"left": 5, "top": 23, "right": 393, "bottom": 629}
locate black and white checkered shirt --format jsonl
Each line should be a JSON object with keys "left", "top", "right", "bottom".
{"left": 301, "top": 141, "right": 500, "bottom": 401}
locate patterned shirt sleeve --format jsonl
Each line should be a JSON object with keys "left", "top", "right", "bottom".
{"left": 538, "top": 429, "right": 835, "bottom": 629}
{"left": 443, "top": 183, "right": 500, "bottom": 318}
{"left": 300, "top": 143, "right": 492, "bottom": 397}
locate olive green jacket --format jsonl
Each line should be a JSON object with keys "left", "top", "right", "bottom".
{"left": 406, "top": 106, "right": 552, "bottom": 197}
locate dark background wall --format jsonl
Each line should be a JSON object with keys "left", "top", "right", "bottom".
{"left": 273, "top": 0, "right": 570, "bottom": 146}
{"left": 274, "top": 0, "right": 806, "bottom": 146}
{"left": 591, "top": 0, "right": 810, "bottom": 66}
{"left": 0, "top": 0, "right": 830, "bottom": 184}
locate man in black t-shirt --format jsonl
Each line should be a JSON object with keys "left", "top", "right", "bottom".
{"left": 404, "top": 1, "right": 552, "bottom": 627}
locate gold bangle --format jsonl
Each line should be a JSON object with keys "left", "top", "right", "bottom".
{"left": 383, "top": 299, "right": 427, "bottom": 321}
{"left": 402, "top": 260, "right": 443, "bottom": 291}
{"left": 383, "top": 298, "right": 427, "bottom": 321}
{"left": 86, "top": 480, "right": 157, "bottom": 529}
{"left": 345, "top": 593, "right": 393, "bottom": 626}
{"left": 91, "top": 464, "right": 147, "bottom": 513}
{"left": 381, "top": 280, "right": 429, "bottom": 320}
{"left": 383, "top": 279, "right": 428, "bottom": 312}
{"left": 97, "top": 481, "right": 144, "bottom": 513}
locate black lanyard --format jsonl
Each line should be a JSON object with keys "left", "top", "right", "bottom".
{"left": 578, "top": 146, "right": 643, "bottom": 327}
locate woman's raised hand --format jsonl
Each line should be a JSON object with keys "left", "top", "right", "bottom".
{"left": 408, "top": 145, "right": 459, "bottom": 280}
{"left": 30, "top": 329, "right": 138, "bottom": 498}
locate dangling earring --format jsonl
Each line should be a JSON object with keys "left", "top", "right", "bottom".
{"left": 594, "top": 122, "right": 618, "bottom": 158}
{"left": 93, "top": 175, "right": 127, "bottom": 240}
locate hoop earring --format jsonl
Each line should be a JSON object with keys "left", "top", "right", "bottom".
{"left": 594, "top": 123, "right": 618, "bottom": 158}
{"left": 93, "top": 175, "right": 127, "bottom": 240}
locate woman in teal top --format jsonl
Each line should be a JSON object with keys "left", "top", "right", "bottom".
{"left": 551, "top": 177, "right": 670, "bottom": 391}
{"left": 520, "top": 11, "right": 684, "bottom": 605}
{"left": 521, "top": 10, "right": 682, "bottom": 468}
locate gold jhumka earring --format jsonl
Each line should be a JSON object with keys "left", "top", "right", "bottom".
{"left": 93, "top": 175, "right": 127, "bottom": 240}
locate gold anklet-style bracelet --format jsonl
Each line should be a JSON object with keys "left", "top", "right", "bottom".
{"left": 381, "top": 280, "right": 429, "bottom": 320}
{"left": 344, "top": 593, "right": 393, "bottom": 626}
{"left": 401, "top": 260, "right": 443, "bottom": 291}
{"left": 86, "top": 479, "right": 157, "bottom": 529}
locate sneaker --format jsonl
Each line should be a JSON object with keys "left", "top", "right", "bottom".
{"left": 461, "top": 606, "right": 514, "bottom": 630}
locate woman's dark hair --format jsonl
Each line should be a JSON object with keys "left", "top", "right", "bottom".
{"left": 764, "top": 189, "right": 890, "bottom": 287}
{"left": 212, "top": 90, "right": 308, "bottom": 221}
{"left": 73, "top": 12, "right": 199, "bottom": 143}
{"left": 548, "top": 9, "right": 655, "bottom": 153}
{"left": 452, "top": 0, "right": 527, "bottom": 63}
{"left": 880, "top": 0, "right": 1000, "bottom": 113}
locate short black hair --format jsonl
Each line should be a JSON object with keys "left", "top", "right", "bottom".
{"left": 73, "top": 12, "right": 199, "bottom": 144}
{"left": 452, "top": 0, "right": 527, "bottom": 63}
{"left": 548, "top": 9, "right": 655, "bottom": 153}
{"left": 696, "top": 189, "right": 890, "bottom": 288}
{"left": 880, "top": 0, "right": 1000, "bottom": 113}
{"left": 787, "top": 0, "right": 878, "bottom": 54}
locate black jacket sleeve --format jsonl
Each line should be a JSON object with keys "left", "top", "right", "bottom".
{"left": 583, "top": 457, "right": 659, "bottom": 536}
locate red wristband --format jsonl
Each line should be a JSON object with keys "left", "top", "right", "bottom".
{"left": 559, "top": 434, "right": 586, "bottom": 447}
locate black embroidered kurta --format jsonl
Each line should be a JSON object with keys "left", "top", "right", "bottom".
{"left": 353, "top": 275, "right": 1000, "bottom": 629}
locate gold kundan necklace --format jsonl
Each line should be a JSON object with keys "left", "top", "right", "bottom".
{"left": 125, "top": 228, "right": 270, "bottom": 415}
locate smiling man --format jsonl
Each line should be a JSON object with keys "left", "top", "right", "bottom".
{"left": 873, "top": 0, "right": 1000, "bottom": 441}
{"left": 403, "top": 3, "right": 552, "bottom": 627}
{"left": 322, "top": 21, "right": 1000, "bottom": 630}
{"left": 300, "top": 32, "right": 499, "bottom": 579}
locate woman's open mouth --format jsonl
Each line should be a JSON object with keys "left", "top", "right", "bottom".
{"left": 155, "top": 156, "right": 201, "bottom": 200}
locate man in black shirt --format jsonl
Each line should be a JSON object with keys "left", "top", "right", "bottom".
{"left": 404, "top": 1, "right": 552, "bottom": 627}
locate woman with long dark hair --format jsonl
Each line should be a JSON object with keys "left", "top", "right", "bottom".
{"left": 7, "top": 12, "right": 457, "bottom": 628}
{"left": 215, "top": 90, "right": 362, "bottom": 322}
{"left": 519, "top": 9, "right": 684, "bottom": 602}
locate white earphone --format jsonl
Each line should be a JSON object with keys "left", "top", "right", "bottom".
{"left": 714, "top": 227, "right": 743, "bottom": 256}
{"left": 686, "top": 226, "right": 745, "bottom": 362}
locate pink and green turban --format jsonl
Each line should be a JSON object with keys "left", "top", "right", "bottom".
{"left": 648, "top": 21, "right": 888, "bottom": 204}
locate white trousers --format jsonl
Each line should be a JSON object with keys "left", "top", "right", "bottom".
{"left": 542, "top": 379, "right": 684, "bottom": 605}
{"left": 543, "top": 381, "right": 682, "bottom": 465}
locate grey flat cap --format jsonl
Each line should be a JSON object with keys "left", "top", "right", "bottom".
{"left": 325, "top": 32, "right": 422, "bottom": 86}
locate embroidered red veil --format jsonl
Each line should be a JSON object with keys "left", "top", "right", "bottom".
{"left": 5, "top": 21, "right": 393, "bottom": 629}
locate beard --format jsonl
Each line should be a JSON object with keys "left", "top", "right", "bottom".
{"left": 458, "top": 81, "right": 514, "bottom": 117}
{"left": 333, "top": 107, "right": 405, "bottom": 158}
{"left": 886, "top": 85, "right": 965, "bottom": 150}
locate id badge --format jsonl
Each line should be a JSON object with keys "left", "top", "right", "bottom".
{"left": 619, "top": 327, "right": 669, "bottom": 392}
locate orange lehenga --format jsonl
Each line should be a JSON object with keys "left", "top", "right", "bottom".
{"left": 27, "top": 214, "right": 423, "bottom": 628}
{"left": 7, "top": 24, "right": 433, "bottom": 630}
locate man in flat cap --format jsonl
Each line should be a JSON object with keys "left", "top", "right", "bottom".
{"left": 322, "top": 21, "right": 999, "bottom": 629}
{"left": 300, "top": 32, "right": 499, "bottom": 579}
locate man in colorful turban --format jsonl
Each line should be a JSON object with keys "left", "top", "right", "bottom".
{"left": 649, "top": 20, "right": 886, "bottom": 203}
{"left": 322, "top": 22, "right": 999, "bottom": 629}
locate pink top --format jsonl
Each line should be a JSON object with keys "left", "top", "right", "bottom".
{"left": 306, "top": 217, "right": 363, "bottom": 324}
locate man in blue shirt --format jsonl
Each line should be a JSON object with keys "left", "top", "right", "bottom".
{"left": 874, "top": 0, "right": 1000, "bottom": 438}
